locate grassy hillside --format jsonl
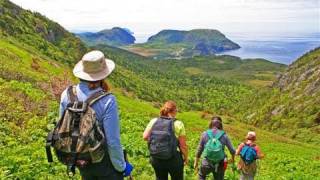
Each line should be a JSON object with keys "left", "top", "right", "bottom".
{"left": 0, "top": 0, "right": 87, "bottom": 64}
{"left": 0, "top": 1, "right": 319, "bottom": 179}
{"left": 97, "top": 45, "right": 253, "bottom": 112}
{"left": 234, "top": 48, "right": 320, "bottom": 144}
{"left": 0, "top": 25, "right": 316, "bottom": 180}
{"left": 0, "top": 43, "right": 319, "bottom": 178}
{"left": 0, "top": 37, "right": 75, "bottom": 179}
{"left": 0, "top": 39, "right": 318, "bottom": 179}
{"left": 119, "top": 97, "right": 320, "bottom": 180}
{"left": 151, "top": 55, "right": 286, "bottom": 87}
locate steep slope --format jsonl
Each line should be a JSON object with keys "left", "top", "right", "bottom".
{"left": 77, "top": 27, "right": 135, "bottom": 46}
{"left": 0, "top": 38, "right": 318, "bottom": 179}
{"left": 0, "top": 0, "right": 87, "bottom": 64}
{"left": 0, "top": 37, "right": 76, "bottom": 179}
{"left": 0, "top": 1, "right": 319, "bottom": 179}
{"left": 126, "top": 29, "right": 240, "bottom": 59}
{"left": 0, "top": 1, "right": 86, "bottom": 178}
{"left": 235, "top": 48, "right": 320, "bottom": 144}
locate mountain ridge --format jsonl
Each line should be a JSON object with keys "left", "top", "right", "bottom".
{"left": 76, "top": 27, "right": 136, "bottom": 47}
{"left": 127, "top": 29, "right": 240, "bottom": 59}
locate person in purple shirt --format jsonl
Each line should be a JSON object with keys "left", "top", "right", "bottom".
{"left": 59, "top": 50, "right": 133, "bottom": 180}
{"left": 194, "top": 116, "right": 235, "bottom": 180}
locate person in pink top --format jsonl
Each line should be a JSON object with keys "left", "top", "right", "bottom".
{"left": 236, "top": 131, "right": 264, "bottom": 180}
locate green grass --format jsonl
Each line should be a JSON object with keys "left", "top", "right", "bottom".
{"left": 0, "top": 1, "right": 319, "bottom": 178}
{"left": 0, "top": 38, "right": 72, "bottom": 82}
{"left": 0, "top": 39, "right": 319, "bottom": 180}
{"left": 99, "top": 45, "right": 254, "bottom": 112}
{"left": 118, "top": 95, "right": 320, "bottom": 180}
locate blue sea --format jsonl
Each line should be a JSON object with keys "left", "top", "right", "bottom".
{"left": 217, "top": 33, "right": 320, "bottom": 65}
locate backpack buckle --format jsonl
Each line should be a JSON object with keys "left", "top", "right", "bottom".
{"left": 68, "top": 102, "right": 88, "bottom": 113}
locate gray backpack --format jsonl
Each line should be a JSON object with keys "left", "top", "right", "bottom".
{"left": 46, "top": 86, "right": 110, "bottom": 175}
{"left": 148, "top": 117, "right": 178, "bottom": 159}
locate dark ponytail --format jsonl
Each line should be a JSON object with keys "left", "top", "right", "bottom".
{"left": 209, "top": 116, "right": 223, "bottom": 130}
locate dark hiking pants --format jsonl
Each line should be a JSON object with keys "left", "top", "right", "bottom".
{"left": 81, "top": 172, "right": 123, "bottom": 180}
{"left": 79, "top": 153, "right": 123, "bottom": 180}
{"left": 198, "top": 158, "right": 224, "bottom": 180}
{"left": 150, "top": 153, "right": 184, "bottom": 180}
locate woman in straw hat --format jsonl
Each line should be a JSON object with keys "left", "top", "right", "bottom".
{"left": 59, "top": 50, "right": 133, "bottom": 180}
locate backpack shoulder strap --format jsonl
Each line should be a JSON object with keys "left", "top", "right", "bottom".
{"left": 169, "top": 118, "right": 175, "bottom": 135}
{"left": 207, "top": 130, "right": 213, "bottom": 139}
{"left": 250, "top": 143, "right": 256, "bottom": 147}
{"left": 150, "top": 117, "right": 161, "bottom": 131}
{"left": 215, "top": 130, "right": 225, "bottom": 140}
{"left": 86, "top": 90, "right": 111, "bottom": 106}
{"left": 67, "top": 85, "right": 78, "bottom": 103}
{"left": 244, "top": 142, "right": 256, "bottom": 148}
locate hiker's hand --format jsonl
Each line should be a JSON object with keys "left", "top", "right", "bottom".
{"left": 123, "top": 162, "right": 133, "bottom": 177}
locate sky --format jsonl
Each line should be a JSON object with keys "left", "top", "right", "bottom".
{"left": 10, "top": 0, "right": 320, "bottom": 42}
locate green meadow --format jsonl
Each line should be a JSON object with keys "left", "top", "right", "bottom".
{"left": 1, "top": 0, "right": 320, "bottom": 179}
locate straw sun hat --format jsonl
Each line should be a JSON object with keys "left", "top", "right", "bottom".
{"left": 73, "top": 50, "right": 115, "bottom": 81}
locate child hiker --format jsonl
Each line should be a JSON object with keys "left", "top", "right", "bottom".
{"left": 236, "top": 131, "right": 264, "bottom": 180}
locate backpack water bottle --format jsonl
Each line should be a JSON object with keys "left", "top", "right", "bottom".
{"left": 223, "top": 157, "right": 228, "bottom": 171}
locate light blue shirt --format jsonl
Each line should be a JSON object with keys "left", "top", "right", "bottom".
{"left": 59, "top": 81, "right": 126, "bottom": 172}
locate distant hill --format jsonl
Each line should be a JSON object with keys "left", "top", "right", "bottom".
{"left": 0, "top": 0, "right": 87, "bottom": 64}
{"left": 126, "top": 29, "right": 240, "bottom": 59}
{"left": 76, "top": 27, "right": 136, "bottom": 47}
{"left": 235, "top": 47, "right": 320, "bottom": 144}
{"left": 154, "top": 55, "right": 287, "bottom": 87}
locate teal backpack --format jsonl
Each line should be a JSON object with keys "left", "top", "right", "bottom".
{"left": 203, "top": 130, "right": 225, "bottom": 163}
{"left": 240, "top": 144, "right": 257, "bottom": 165}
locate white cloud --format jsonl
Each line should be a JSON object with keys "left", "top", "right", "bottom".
{"left": 10, "top": 0, "right": 320, "bottom": 36}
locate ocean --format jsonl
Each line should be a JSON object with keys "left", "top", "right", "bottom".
{"left": 217, "top": 33, "right": 320, "bottom": 65}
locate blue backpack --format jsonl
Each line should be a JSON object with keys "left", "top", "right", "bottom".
{"left": 240, "top": 144, "right": 257, "bottom": 165}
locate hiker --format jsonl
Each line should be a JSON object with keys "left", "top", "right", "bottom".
{"left": 236, "top": 131, "right": 264, "bottom": 180}
{"left": 58, "top": 50, "right": 133, "bottom": 179}
{"left": 194, "top": 117, "right": 235, "bottom": 180}
{"left": 143, "top": 101, "right": 188, "bottom": 180}
{"left": 211, "top": 116, "right": 223, "bottom": 130}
